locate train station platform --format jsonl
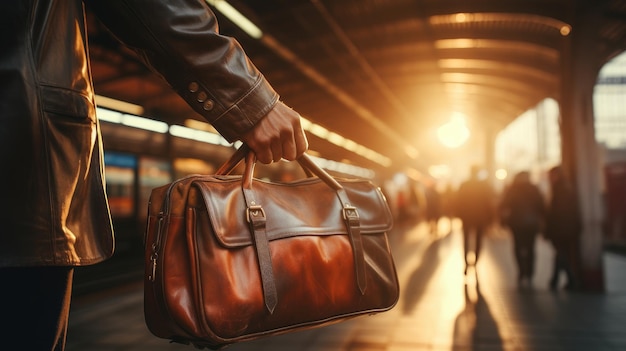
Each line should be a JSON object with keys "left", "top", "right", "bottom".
{"left": 66, "top": 219, "right": 626, "bottom": 351}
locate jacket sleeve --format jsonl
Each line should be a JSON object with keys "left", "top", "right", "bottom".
{"left": 84, "top": 0, "right": 279, "bottom": 142}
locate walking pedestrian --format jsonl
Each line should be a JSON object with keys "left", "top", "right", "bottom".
{"left": 456, "top": 165, "right": 496, "bottom": 274}
{"left": 499, "top": 171, "right": 546, "bottom": 288}
{"left": 545, "top": 166, "right": 582, "bottom": 290}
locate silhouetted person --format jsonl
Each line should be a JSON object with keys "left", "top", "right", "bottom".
{"left": 423, "top": 180, "right": 442, "bottom": 235}
{"left": 499, "top": 171, "right": 546, "bottom": 288}
{"left": 456, "top": 166, "right": 495, "bottom": 274}
{"left": 440, "top": 183, "right": 457, "bottom": 235}
{"left": 545, "top": 166, "right": 582, "bottom": 290}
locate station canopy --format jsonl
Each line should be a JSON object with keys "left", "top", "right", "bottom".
{"left": 86, "top": 0, "right": 626, "bottom": 173}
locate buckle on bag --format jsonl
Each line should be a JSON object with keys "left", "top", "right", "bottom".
{"left": 342, "top": 205, "right": 359, "bottom": 221}
{"left": 247, "top": 205, "right": 266, "bottom": 223}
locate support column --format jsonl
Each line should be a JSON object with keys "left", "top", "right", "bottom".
{"left": 484, "top": 126, "right": 496, "bottom": 184}
{"left": 559, "top": 4, "right": 606, "bottom": 292}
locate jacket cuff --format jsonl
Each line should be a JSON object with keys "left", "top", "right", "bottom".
{"left": 178, "top": 75, "right": 279, "bottom": 143}
{"left": 209, "top": 76, "right": 279, "bottom": 142}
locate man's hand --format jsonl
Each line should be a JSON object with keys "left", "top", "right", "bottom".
{"left": 240, "top": 101, "right": 309, "bottom": 164}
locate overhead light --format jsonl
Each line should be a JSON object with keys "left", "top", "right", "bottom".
{"left": 404, "top": 145, "right": 419, "bottom": 159}
{"left": 96, "top": 107, "right": 168, "bottom": 133}
{"left": 437, "top": 112, "right": 470, "bottom": 148}
{"left": 169, "top": 125, "right": 230, "bottom": 145}
{"left": 184, "top": 118, "right": 218, "bottom": 133}
{"left": 300, "top": 117, "right": 391, "bottom": 167}
{"left": 308, "top": 155, "right": 376, "bottom": 179}
{"left": 307, "top": 123, "right": 329, "bottom": 139}
{"left": 205, "top": 0, "right": 263, "bottom": 39}
{"left": 96, "top": 108, "right": 123, "bottom": 123}
{"left": 430, "top": 13, "right": 572, "bottom": 36}
{"left": 495, "top": 168, "right": 508, "bottom": 180}
{"left": 121, "top": 114, "right": 169, "bottom": 133}
{"left": 428, "top": 164, "right": 451, "bottom": 179}
{"left": 95, "top": 94, "right": 144, "bottom": 115}
{"left": 96, "top": 105, "right": 378, "bottom": 178}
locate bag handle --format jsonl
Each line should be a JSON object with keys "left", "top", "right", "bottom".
{"left": 215, "top": 144, "right": 250, "bottom": 175}
{"left": 220, "top": 145, "right": 367, "bottom": 314}
{"left": 216, "top": 144, "right": 342, "bottom": 190}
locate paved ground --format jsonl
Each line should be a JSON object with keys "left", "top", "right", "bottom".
{"left": 66, "top": 219, "right": 626, "bottom": 351}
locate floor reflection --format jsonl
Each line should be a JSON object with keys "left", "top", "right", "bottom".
{"left": 453, "top": 268, "right": 504, "bottom": 351}
{"left": 401, "top": 233, "right": 450, "bottom": 315}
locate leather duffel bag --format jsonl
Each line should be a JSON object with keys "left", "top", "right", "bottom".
{"left": 143, "top": 146, "right": 399, "bottom": 349}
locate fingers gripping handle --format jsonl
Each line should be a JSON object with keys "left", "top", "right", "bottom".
{"left": 217, "top": 144, "right": 343, "bottom": 191}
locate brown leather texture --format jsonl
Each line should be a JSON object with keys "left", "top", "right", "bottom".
{"left": 144, "top": 152, "right": 399, "bottom": 349}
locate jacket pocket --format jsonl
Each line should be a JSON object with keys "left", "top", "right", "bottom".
{"left": 40, "top": 85, "right": 96, "bottom": 122}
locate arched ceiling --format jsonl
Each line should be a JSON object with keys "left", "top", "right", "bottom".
{"left": 86, "top": 0, "right": 626, "bottom": 174}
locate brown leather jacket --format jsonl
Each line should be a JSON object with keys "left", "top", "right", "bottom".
{"left": 0, "top": 0, "right": 278, "bottom": 267}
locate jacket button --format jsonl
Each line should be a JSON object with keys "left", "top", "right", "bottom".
{"left": 188, "top": 82, "right": 199, "bottom": 93}
{"left": 196, "top": 91, "right": 208, "bottom": 102}
{"left": 203, "top": 100, "right": 215, "bottom": 111}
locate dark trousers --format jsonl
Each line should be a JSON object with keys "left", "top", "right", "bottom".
{"left": 511, "top": 230, "right": 537, "bottom": 281}
{"left": 550, "top": 240, "right": 578, "bottom": 289}
{"left": 462, "top": 223, "right": 487, "bottom": 267}
{"left": 0, "top": 266, "right": 74, "bottom": 351}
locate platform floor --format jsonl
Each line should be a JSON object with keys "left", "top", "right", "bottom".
{"left": 66, "top": 219, "right": 626, "bottom": 351}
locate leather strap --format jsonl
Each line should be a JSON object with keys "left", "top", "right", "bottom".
{"left": 296, "top": 152, "right": 343, "bottom": 190}
{"left": 241, "top": 152, "right": 278, "bottom": 314}
{"left": 335, "top": 188, "right": 367, "bottom": 295}
{"left": 295, "top": 151, "right": 367, "bottom": 294}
